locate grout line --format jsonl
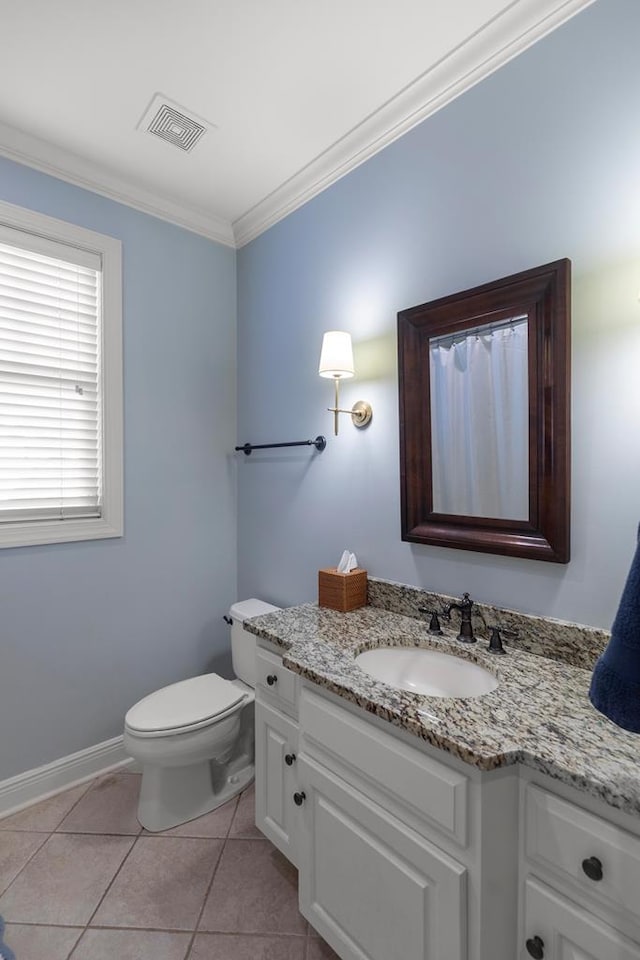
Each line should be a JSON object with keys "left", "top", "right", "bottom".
{"left": 0, "top": 827, "right": 59, "bottom": 834}
{"left": 54, "top": 828, "right": 143, "bottom": 837}
{"left": 182, "top": 785, "right": 256, "bottom": 958}
{"left": 2, "top": 920, "right": 304, "bottom": 936}
{"left": 226, "top": 794, "right": 241, "bottom": 838}
{"left": 3, "top": 923, "right": 308, "bottom": 935}
{"left": 1, "top": 922, "right": 84, "bottom": 929}
{"left": 89, "top": 926, "right": 307, "bottom": 936}
{"left": 183, "top": 829, "right": 232, "bottom": 958}
{"left": 0, "top": 829, "right": 51, "bottom": 899}
{"left": 54, "top": 772, "right": 144, "bottom": 838}
{"left": 68, "top": 830, "right": 141, "bottom": 955}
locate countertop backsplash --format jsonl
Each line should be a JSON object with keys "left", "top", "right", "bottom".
{"left": 367, "top": 577, "right": 609, "bottom": 670}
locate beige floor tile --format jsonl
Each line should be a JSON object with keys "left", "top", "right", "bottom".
{"left": 228, "top": 784, "right": 261, "bottom": 838}
{"left": 306, "top": 936, "right": 340, "bottom": 959}
{"left": 0, "top": 783, "right": 91, "bottom": 832}
{"left": 0, "top": 833, "right": 134, "bottom": 925}
{"left": 70, "top": 928, "right": 191, "bottom": 959}
{"left": 143, "top": 795, "right": 238, "bottom": 838}
{"left": 0, "top": 831, "right": 48, "bottom": 894}
{"left": 190, "top": 932, "right": 307, "bottom": 959}
{"left": 92, "top": 836, "right": 223, "bottom": 930}
{"left": 199, "top": 839, "right": 306, "bottom": 935}
{"left": 4, "top": 923, "right": 82, "bottom": 960}
{"left": 58, "top": 772, "right": 142, "bottom": 835}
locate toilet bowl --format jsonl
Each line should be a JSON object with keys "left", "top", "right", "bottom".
{"left": 124, "top": 598, "right": 279, "bottom": 832}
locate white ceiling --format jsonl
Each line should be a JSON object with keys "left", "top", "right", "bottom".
{"left": 0, "top": 0, "right": 594, "bottom": 247}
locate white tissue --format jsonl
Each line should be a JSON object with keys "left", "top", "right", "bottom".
{"left": 337, "top": 550, "right": 358, "bottom": 573}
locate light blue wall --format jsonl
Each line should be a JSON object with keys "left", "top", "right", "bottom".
{"left": 0, "top": 159, "right": 237, "bottom": 779}
{"left": 237, "top": 0, "right": 640, "bottom": 630}
{"left": 2, "top": 0, "right": 638, "bottom": 781}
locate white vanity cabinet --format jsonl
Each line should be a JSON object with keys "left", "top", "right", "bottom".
{"left": 254, "top": 659, "right": 640, "bottom": 960}
{"left": 519, "top": 776, "right": 640, "bottom": 959}
{"left": 295, "top": 685, "right": 519, "bottom": 960}
{"left": 254, "top": 643, "right": 300, "bottom": 865}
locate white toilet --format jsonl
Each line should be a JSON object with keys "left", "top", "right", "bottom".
{"left": 124, "top": 598, "right": 279, "bottom": 832}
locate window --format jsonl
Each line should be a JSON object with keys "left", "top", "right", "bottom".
{"left": 0, "top": 200, "right": 122, "bottom": 547}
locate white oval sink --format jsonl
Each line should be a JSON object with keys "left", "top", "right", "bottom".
{"left": 355, "top": 646, "right": 498, "bottom": 699}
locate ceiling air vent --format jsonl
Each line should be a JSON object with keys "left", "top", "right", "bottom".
{"left": 137, "top": 94, "right": 212, "bottom": 153}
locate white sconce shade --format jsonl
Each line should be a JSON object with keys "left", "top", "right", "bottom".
{"left": 318, "top": 330, "right": 372, "bottom": 436}
{"left": 318, "top": 331, "right": 355, "bottom": 379}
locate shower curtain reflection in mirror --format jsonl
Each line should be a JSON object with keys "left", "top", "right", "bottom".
{"left": 429, "top": 316, "right": 529, "bottom": 520}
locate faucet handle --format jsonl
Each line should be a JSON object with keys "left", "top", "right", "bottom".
{"left": 486, "top": 624, "right": 519, "bottom": 655}
{"left": 418, "top": 607, "right": 443, "bottom": 635}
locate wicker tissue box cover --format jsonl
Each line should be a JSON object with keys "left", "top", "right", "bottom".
{"left": 318, "top": 568, "right": 368, "bottom": 612}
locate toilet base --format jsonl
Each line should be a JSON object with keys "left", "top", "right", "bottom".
{"left": 138, "top": 754, "right": 254, "bottom": 832}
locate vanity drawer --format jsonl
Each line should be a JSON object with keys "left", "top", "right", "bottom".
{"left": 300, "top": 687, "right": 468, "bottom": 845}
{"left": 525, "top": 783, "right": 640, "bottom": 917}
{"left": 256, "top": 646, "right": 299, "bottom": 716}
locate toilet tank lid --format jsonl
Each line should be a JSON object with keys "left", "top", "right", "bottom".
{"left": 125, "top": 673, "right": 246, "bottom": 733}
{"left": 229, "top": 599, "right": 280, "bottom": 623}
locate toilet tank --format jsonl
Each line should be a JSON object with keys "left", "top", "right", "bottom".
{"left": 229, "top": 598, "right": 280, "bottom": 687}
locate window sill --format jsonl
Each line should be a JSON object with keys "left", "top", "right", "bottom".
{"left": 0, "top": 515, "right": 123, "bottom": 549}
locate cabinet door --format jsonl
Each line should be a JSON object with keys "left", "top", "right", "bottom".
{"left": 298, "top": 755, "right": 466, "bottom": 960}
{"left": 523, "top": 877, "right": 640, "bottom": 960}
{"left": 255, "top": 699, "right": 299, "bottom": 866}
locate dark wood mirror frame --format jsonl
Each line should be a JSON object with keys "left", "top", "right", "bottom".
{"left": 398, "top": 259, "right": 571, "bottom": 563}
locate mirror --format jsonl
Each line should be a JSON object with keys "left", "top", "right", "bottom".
{"left": 398, "top": 260, "right": 571, "bottom": 562}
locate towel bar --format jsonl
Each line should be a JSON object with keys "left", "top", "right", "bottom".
{"left": 235, "top": 436, "right": 326, "bottom": 456}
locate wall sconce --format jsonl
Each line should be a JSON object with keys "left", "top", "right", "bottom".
{"left": 318, "top": 331, "right": 373, "bottom": 436}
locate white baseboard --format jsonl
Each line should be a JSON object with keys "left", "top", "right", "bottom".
{"left": 0, "top": 736, "right": 136, "bottom": 820}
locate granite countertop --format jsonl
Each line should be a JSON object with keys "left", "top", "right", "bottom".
{"left": 245, "top": 602, "right": 640, "bottom": 818}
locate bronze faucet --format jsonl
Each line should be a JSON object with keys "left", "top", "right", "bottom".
{"left": 442, "top": 592, "right": 476, "bottom": 643}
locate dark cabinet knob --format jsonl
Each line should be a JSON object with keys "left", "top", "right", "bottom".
{"left": 525, "top": 935, "right": 544, "bottom": 959}
{"left": 284, "top": 753, "right": 296, "bottom": 766}
{"left": 293, "top": 791, "right": 306, "bottom": 806}
{"left": 582, "top": 856, "right": 603, "bottom": 881}
{"left": 266, "top": 674, "right": 277, "bottom": 686}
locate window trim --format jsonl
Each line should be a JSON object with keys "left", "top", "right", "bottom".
{"left": 0, "top": 199, "right": 123, "bottom": 548}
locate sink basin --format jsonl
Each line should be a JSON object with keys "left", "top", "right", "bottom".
{"left": 355, "top": 646, "right": 498, "bottom": 698}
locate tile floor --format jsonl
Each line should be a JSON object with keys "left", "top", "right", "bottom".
{"left": 0, "top": 771, "right": 338, "bottom": 959}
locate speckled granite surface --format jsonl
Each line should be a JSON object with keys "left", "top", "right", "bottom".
{"left": 244, "top": 600, "right": 640, "bottom": 818}
{"left": 367, "top": 578, "right": 609, "bottom": 670}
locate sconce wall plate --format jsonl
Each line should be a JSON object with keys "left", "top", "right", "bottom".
{"left": 350, "top": 400, "right": 373, "bottom": 427}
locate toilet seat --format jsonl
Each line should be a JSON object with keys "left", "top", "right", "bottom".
{"left": 125, "top": 673, "right": 248, "bottom": 738}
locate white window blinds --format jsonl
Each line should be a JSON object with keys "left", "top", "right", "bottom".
{"left": 0, "top": 225, "right": 103, "bottom": 523}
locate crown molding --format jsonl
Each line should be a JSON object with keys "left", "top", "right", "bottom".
{"left": 0, "top": 120, "right": 235, "bottom": 247}
{"left": 233, "top": 0, "right": 596, "bottom": 248}
{"left": 0, "top": 0, "right": 594, "bottom": 251}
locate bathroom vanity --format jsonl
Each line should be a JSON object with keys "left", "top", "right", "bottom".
{"left": 249, "top": 584, "right": 640, "bottom": 960}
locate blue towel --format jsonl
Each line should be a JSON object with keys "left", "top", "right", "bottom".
{"left": 0, "top": 916, "right": 15, "bottom": 960}
{"left": 589, "top": 523, "right": 640, "bottom": 733}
